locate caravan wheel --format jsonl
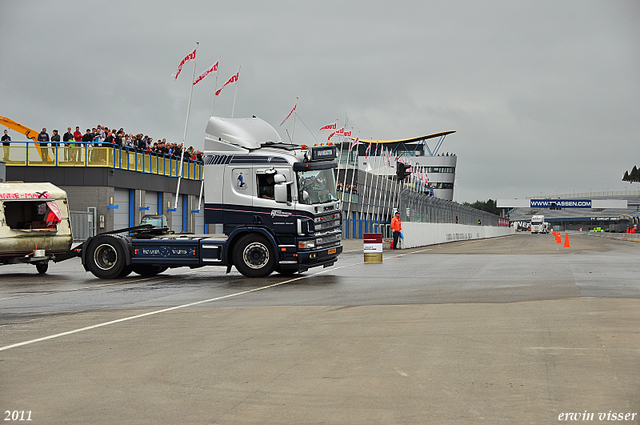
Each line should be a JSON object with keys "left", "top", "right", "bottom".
{"left": 35, "top": 262, "right": 48, "bottom": 274}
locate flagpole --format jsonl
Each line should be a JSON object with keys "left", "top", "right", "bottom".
{"left": 210, "top": 55, "right": 221, "bottom": 117}
{"left": 231, "top": 66, "right": 241, "bottom": 118}
{"left": 174, "top": 41, "right": 198, "bottom": 210}
{"left": 375, "top": 143, "right": 384, "bottom": 229}
{"left": 291, "top": 97, "right": 298, "bottom": 143}
{"left": 371, "top": 144, "right": 381, "bottom": 232}
{"left": 364, "top": 143, "right": 378, "bottom": 232}
{"left": 370, "top": 144, "right": 380, "bottom": 232}
{"left": 334, "top": 120, "right": 345, "bottom": 184}
{"left": 362, "top": 143, "right": 372, "bottom": 232}
{"left": 345, "top": 134, "right": 358, "bottom": 233}
{"left": 197, "top": 179, "right": 204, "bottom": 211}
{"left": 391, "top": 154, "right": 399, "bottom": 213}
{"left": 380, "top": 148, "right": 392, "bottom": 230}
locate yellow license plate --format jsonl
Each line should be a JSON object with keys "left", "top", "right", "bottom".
{"left": 328, "top": 248, "right": 337, "bottom": 255}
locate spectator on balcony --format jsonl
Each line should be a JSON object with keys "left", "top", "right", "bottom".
{"left": 38, "top": 128, "right": 52, "bottom": 161}
{"left": 51, "top": 129, "right": 61, "bottom": 161}
{"left": 63, "top": 127, "right": 74, "bottom": 162}
{"left": 2, "top": 129, "right": 10, "bottom": 162}
{"left": 72, "top": 126, "right": 82, "bottom": 162}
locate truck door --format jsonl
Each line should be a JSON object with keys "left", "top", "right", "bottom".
{"left": 222, "top": 167, "right": 254, "bottom": 226}
{"left": 254, "top": 167, "right": 295, "bottom": 234}
{"left": 254, "top": 167, "right": 292, "bottom": 208}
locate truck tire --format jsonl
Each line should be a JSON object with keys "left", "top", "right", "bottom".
{"left": 35, "top": 262, "right": 48, "bottom": 274}
{"left": 118, "top": 265, "right": 133, "bottom": 278}
{"left": 85, "top": 235, "right": 128, "bottom": 279}
{"left": 131, "top": 265, "right": 168, "bottom": 277}
{"left": 233, "top": 234, "right": 276, "bottom": 278}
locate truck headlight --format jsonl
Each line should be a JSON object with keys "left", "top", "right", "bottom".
{"left": 298, "top": 240, "right": 316, "bottom": 249}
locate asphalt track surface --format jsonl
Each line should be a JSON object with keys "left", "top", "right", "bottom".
{"left": 0, "top": 233, "right": 639, "bottom": 424}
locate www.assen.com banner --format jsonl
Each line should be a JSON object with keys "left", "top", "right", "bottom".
{"left": 529, "top": 199, "right": 592, "bottom": 208}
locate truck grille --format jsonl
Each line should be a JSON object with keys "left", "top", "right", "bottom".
{"left": 314, "top": 212, "right": 341, "bottom": 248}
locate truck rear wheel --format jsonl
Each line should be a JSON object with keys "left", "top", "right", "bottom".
{"left": 131, "top": 265, "right": 168, "bottom": 277}
{"left": 86, "top": 235, "right": 128, "bottom": 279}
{"left": 233, "top": 234, "right": 275, "bottom": 278}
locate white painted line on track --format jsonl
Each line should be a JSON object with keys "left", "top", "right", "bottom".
{"left": 0, "top": 263, "right": 355, "bottom": 353}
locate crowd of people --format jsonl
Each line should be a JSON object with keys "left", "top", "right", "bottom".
{"left": 21, "top": 124, "right": 204, "bottom": 163}
{"left": 336, "top": 182, "right": 358, "bottom": 194}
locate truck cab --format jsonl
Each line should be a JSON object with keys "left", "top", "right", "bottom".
{"left": 75, "top": 116, "right": 343, "bottom": 279}
{"left": 530, "top": 215, "right": 548, "bottom": 234}
{"left": 203, "top": 116, "right": 343, "bottom": 276}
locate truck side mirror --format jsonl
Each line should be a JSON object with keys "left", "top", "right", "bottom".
{"left": 274, "top": 182, "right": 291, "bottom": 203}
{"left": 273, "top": 174, "right": 286, "bottom": 184}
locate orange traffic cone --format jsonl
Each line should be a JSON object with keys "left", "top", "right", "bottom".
{"left": 556, "top": 232, "right": 561, "bottom": 244}
{"left": 563, "top": 232, "right": 571, "bottom": 248}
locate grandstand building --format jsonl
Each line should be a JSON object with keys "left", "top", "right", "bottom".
{"left": 336, "top": 130, "right": 457, "bottom": 201}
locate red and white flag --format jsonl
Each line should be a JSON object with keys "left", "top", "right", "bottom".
{"left": 318, "top": 122, "right": 336, "bottom": 132}
{"left": 215, "top": 72, "right": 239, "bottom": 96}
{"left": 349, "top": 137, "right": 360, "bottom": 151}
{"left": 280, "top": 102, "right": 297, "bottom": 126}
{"left": 343, "top": 130, "right": 352, "bottom": 137}
{"left": 171, "top": 48, "right": 197, "bottom": 79}
{"left": 193, "top": 61, "right": 219, "bottom": 85}
{"left": 327, "top": 131, "right": 336, "bottom": 141}
{"left": 335, "top": 127, "right": 345, "bottom": 135}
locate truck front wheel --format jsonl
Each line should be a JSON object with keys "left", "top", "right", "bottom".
{"left": 86, "top": 236, "right": 128, "bottom": 279}
{"left": 233, "top": 234, "right": 275, "bottom": 278}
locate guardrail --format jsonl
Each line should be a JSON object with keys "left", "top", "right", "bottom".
{"left": 2, "top": 141, "right": 203, "bottom": 180}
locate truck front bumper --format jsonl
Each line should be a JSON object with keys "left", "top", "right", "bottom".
{"left": 278, "top": 244, "right": 343, "bottom": 272}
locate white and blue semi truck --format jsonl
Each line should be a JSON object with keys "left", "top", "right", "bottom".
{"left": 72, "top": 117, "right": 343, "bottom": 279}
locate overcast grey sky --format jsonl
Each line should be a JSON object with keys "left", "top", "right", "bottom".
{"left": 1, "top": 0, "right": 638, "bottom": 202}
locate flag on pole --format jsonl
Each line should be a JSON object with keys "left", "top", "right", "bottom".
{"left": 171, "top": 48, "right": 197, "bottom": 79}
{"left": 365, "top": 143, "right": 371, "bottom": 157}
{"left": 335, "top": 127, "right": 345, "bottom": 135}
{"left": 193, "top": 61, "right": 219, "bottom": 85}
{"left": 343, "top": 130, "right": 352, "bottom": 137}
{"left": 318, "top": 122, "right": 337, "bottom": 132}
{"left": 215, "top": 72, "right": 239, "bottom": 96}
{"left": 280, "top": 102, "right": 297, "bottom": 126}
{"left": 349, "top": 137, "right": 360, "bottom": 151}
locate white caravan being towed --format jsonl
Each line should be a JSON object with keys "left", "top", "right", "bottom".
{"left": 0, "top": 182, "right": 72, "bottom": 273}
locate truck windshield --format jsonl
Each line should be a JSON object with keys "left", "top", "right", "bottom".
{"left": 297, "top": 169, "right": 338, "bottom": 205}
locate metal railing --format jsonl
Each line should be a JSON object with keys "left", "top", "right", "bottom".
{"left": 2, "top": 141, "right": 203, "bottom": 180}
{"left": 399, "top": 189, "right": 503, "bottom": 226}
{"left": 340, "top": 174, "right": 506, "bottom": 239}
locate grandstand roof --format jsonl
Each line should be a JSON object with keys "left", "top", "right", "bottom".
{"left": 358, "top": 131, "right": 456, "bottom": 144}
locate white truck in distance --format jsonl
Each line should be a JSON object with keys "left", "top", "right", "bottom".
{"left": 530, "top": 215, "right": 549, "bottom": 234}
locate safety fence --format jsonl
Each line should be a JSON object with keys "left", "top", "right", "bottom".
{"left": 398, "top": 189, "right": 505, "bottom": 227}
{"left": 2, "top": 141, "right": 203, "bottom": 180}
{"left": 340, "top": 174, "right": 506, "bottom": 239}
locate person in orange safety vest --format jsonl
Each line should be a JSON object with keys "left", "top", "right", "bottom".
{"left": 391, "top": 211, "right": 402, "bottom": 250}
